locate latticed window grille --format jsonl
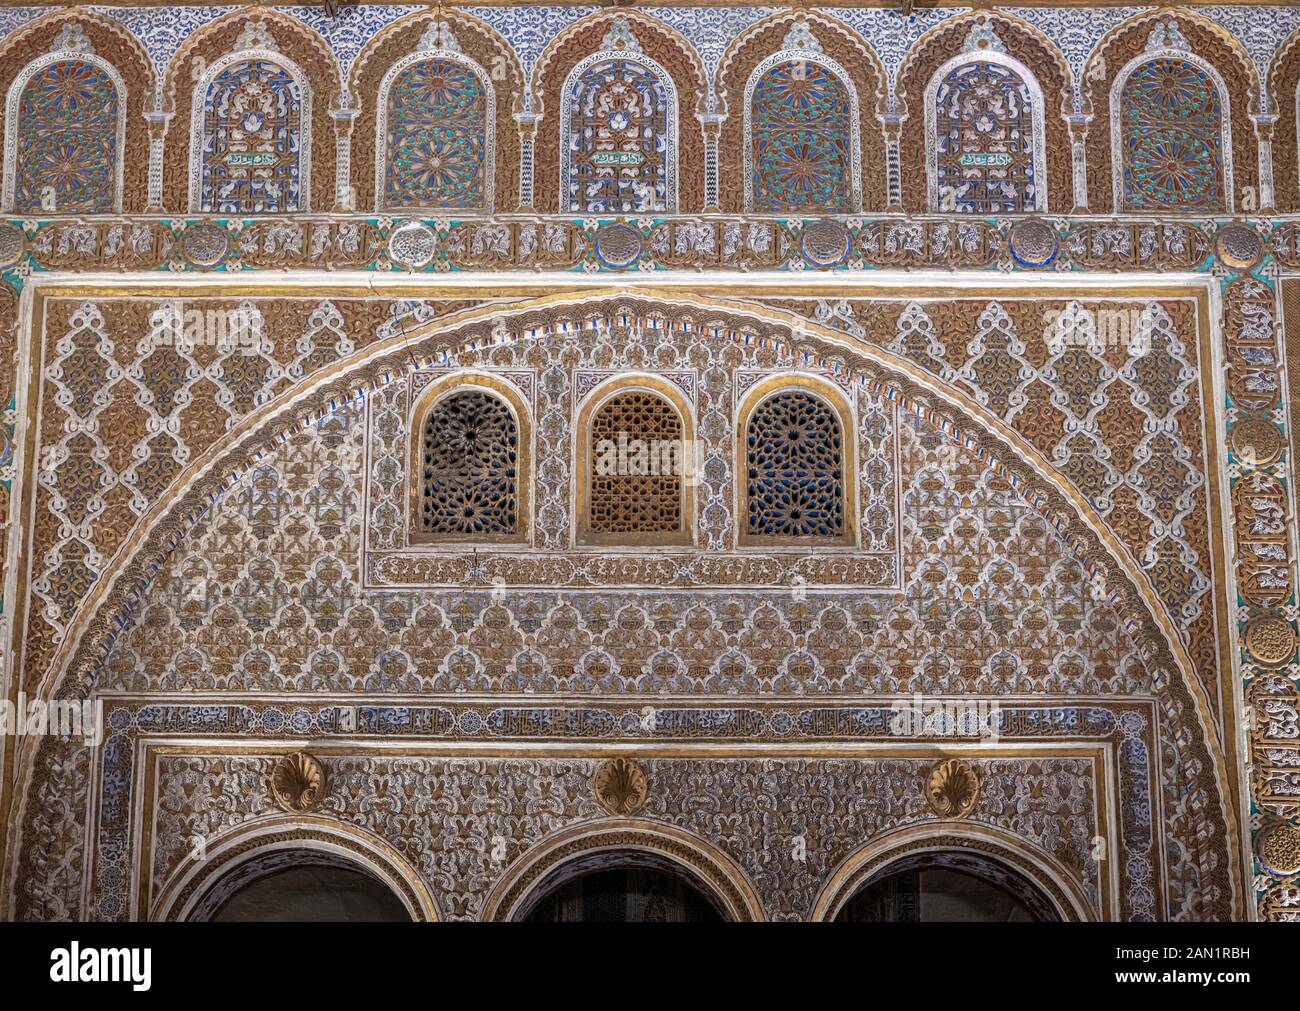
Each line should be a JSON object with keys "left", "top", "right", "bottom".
{"left": 1117, "top": 57, "right": 1226, "bottom": 213}
{"left": 196, "top": 58, "right": 306, "bottom": 213}
{"left": 563, "top": 57, "right": 672, "bottom": 213}
{"left": 749, "top": 58, "right": 854, "bottom": 213}
{"left": 420, "top": 390, "right": 518, "bottom": 536}
{"left": 588, "top": 391, "right": 683, "bottom": 535}
{"left": 933, "top": 60, "right": 1038, "bottom": 214}
{"left": 745, "top": 390, "right": 845, "bottom": 538}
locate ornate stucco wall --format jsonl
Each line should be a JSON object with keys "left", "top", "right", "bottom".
{"left": 1, "top": 3, "right": 1299, "bottom": 921}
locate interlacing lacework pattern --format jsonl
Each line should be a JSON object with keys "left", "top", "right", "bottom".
{"left": 24, "top": 295, "right": 1217, "bottom": 702}
{"left": 13, "top": 59, "right": 118, "bottom": 214}
{"left": 100, "top": 403, "right": 1145, "bottom": 698}
{"left": 147, "top": 755, "right": 1098, "bottom": 922}
{"left": 1119, "top": 58, "right": 1226, "bottom": 213}
{"left": 1, "top": 4, "right": 1285, "bottom": 923}
{"left": 0, "top": 5, "right": 1293, "bottom": 109}
{"left": 3, "top": 5, "right": 1300, "bottom": 221}
{"left": 563, "top": 57, "right": 672, "bottom": 213}
{"left": 420, "top": 391, "right": 518, "bottom": 537}
{"left": 797, "top": 295, "right": 1216, "bottom": 707}
{"left": 589, "top": 392, "right": 682, "bottom": 536}
{"left": 383, "top": 56, "right": 489, "bottom": 212}
{"left": 749, "top": 59, "right": 853, "bottom": 213}
{"left": 933, "top": 60, "right": 1039, "bottom": 213}
{"left": 197, "top": 58, "right": 306, "bottom": 213}
{"left": 23, "top": 296, "right": 481, "bottom": 691}
{"left": 1232, "top": 277, "right": 1300, "bottom": 920}
{"left": 746, "top": 391, "right": 845, "bottom": 539}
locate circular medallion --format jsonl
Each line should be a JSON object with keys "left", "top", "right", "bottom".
{"left": 1008, "top": 218, "right": 1060, "bottom": 268}
{"left": 1245, "top": 613, "right": 1296, "bottom": 667}
{"left": 0, "top": 222, "right": 26, "bottom": 270}
{"left": 268, "top": 751, "right": 327, "bottom": 813}
{"left": 1230, "top": 416, "right": 1283, "bottom": 466}
{"left": 1214, "top": 223, "right": 1264, "bottom": 271}
{"left": 800, "top": 218, "right": 851, "bottom": 268}
{"left": 591, "top": 757, "right": 648, "bottom": 816}
{"left": 594, "top": 222, "right": 643, "bottom": 270}
{"left": 925, "top": 758, "right": 980, "bottom": 819}
{"left": 387, "top": 220, "right": 438, "bottom": 269}
{"left": 1257, "top": 821, "right": 1300, "bottom": 876}
{"left": 457, "top": 709, "right": 483, "bottom": 735}
{"left": 181, "top": 221, "right": 231, "bottom": 268}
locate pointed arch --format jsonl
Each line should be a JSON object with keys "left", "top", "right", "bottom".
{"left": 0, "top": 11, "right": 153, "bottom": 212}
{"left": 161, "top": 10, "right": 340, "bottom": 214}
{"left": 923, "top": 48, "right": 1049, "bottom": 213}
{"left": 348, "top": 9, "right": 522, "bottom": 213}
{"left": 895, "top": 13, "right": 1071, "bottom": 215}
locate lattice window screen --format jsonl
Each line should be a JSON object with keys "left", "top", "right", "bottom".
{"left": 745, "top": 390, "right": 845, "bottom": 538}
{"left": 588, "top": 391, "right": 683, "bottom": 535}
{"left": 420, "top": 390, "right": 518, "bottom": 535}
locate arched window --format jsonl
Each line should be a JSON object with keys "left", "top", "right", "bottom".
{"left": 924, "top": 25, "right": 1046, "bottom": 214}
{"left": 742, "top": 385, "right": 851, "bottom": 543}
{"left": 582, "top": 387, "right": 689, "bottom": 544}
{"left": 376, "top": 21, "right": 494, "bottom": 213}
{"left": 190, "top": 23, "right": 311, "bottom": 213}
{"left": 3, "top": 25, "right": 125, "bottom": 213}
{"left": 1112, "top": 25, "right": 1231, "bottom": 213}
{"left": 417, "top": 388, "right": 519, "bottom": 539}
{"left": 559, "top": 18, "right": 677, "bottom": 213}
{"left": 744, "top": 22, "right": 859, "bottom": 213}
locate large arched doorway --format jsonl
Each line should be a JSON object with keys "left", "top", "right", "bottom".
{"left": 834, "top": 851, "right": 1059, "bottom": 923}
{"left": 514, "top": 851, "right": 728, "bottom": 923}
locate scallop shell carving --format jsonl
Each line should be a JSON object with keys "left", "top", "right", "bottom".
{"left": 269, "top": 751, "right": 327, "bottom": 813}
{"left": 925, "top": 758, "right": 980, "bottom": 819}
{"left": 591, "top": 757, "right": 649, "bottom": 816}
